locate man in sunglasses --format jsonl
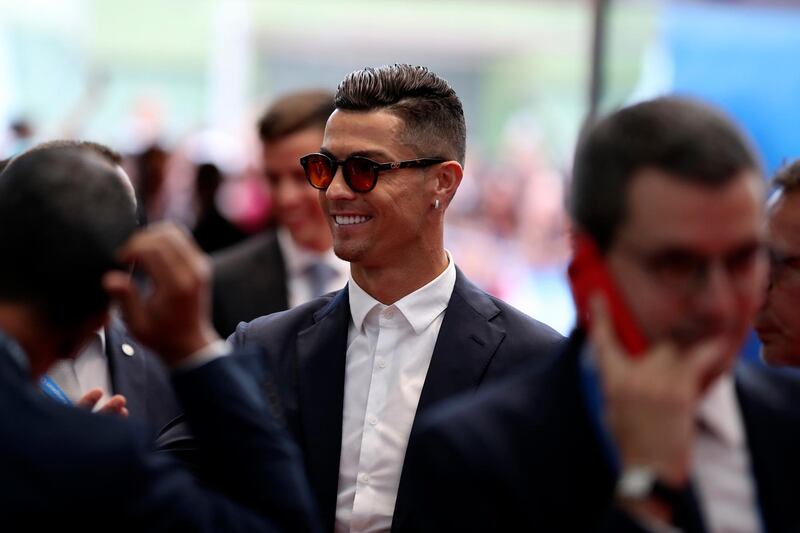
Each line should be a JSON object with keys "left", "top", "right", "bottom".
{"left": 755, "top": 159, "right": 800, "bottom": 367}
{"left": 402, "top": 97, "right": 800, "bottom": 532}
{"left": 229, "top": 64, "right": 563, "bottom": 532}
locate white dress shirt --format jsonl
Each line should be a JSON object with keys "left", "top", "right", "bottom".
{"left": 276, "top": 228, "right": 348, "bottom": 308}
{"left": 47, "top": 329, "right": 112, "bottom": 408}
{"left": 693, "top": 374, "right": 761, "bottom": 533}
{"left": 335, "top": 253, "right": 457, "bottom": 533}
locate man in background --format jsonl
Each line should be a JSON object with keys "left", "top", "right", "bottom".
{"left": 755, "top": 159, "right": 800, "bottom": 367}
{"left": 213, "top": 89, "right": 347, "bottom": 337}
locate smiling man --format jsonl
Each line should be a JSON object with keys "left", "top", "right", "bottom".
{"left": 229, "top": 64, "right": 563, "bottom": 532}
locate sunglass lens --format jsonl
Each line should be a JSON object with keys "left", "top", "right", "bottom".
{"left": 345, "top": 157, "right": 376, "bottom": 192}
{"left": 304, "top": 154, "right": 333, "bottom": 189}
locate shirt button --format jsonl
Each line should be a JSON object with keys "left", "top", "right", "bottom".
{"left": 367, "top": 415, "right": 378, "bottom": 426}
{"left": 377, "top": 359, "right": 386, "bottom": 369}
{"left": 359, "top": 473, "right": 370, "bottom": 484}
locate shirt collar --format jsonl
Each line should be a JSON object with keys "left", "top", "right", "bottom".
{"left": 277, "top": 227, "right": 346, "bottom": 278}
{"left": 96, "top": 327, "right": 106, "bottom": 354}
{"left": 348, "top": 251, "right": 457, "bottom": 334}
{"left": 696, "top": 373, "right": 745, "bottom": 447}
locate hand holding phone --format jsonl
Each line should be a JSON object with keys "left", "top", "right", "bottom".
{"left": 567, "top": 233, "right": 648, "bottom": 357}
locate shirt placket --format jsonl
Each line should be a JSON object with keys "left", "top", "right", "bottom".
{"left": 350, "top": 307, "right": 399, "bottom": 532}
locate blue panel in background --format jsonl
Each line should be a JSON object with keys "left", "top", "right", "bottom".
{"left": 662, "top": 2, "right": 800, "bottom": 363}
{"left": 664, "top": 2, "right": 800, "bottom": 176}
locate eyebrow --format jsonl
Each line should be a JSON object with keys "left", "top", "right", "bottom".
{"left": 651, "top": 240, "right": 764, "bottom": 259}
{"left": 319, "top": 147, "right": 393, "bottom": 161}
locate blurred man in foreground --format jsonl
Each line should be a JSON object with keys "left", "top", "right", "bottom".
{"left": 0, "top": 145, "right": 320, "bottom": 532}
{"left": 27, "top": 140, "right": 183, "bottom": 437}
{"left": 404, "top": 97, "right": 800, "bottom": 533}
{"left": 755, "top": 159, "right": 800, "bottom": 367}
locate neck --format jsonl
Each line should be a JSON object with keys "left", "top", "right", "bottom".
{"left": 351, "top": 246, "right": 449, "bottom": 305}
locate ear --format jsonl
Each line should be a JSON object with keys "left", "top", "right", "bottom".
{"left": 55, "top": 310, "right": 111, "bottom": 360}
{"left": 431, "top": 160, "right": 463, "bottom": 208}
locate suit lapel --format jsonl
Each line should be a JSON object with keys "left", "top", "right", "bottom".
{"left": 414, "top": 270, "right": 505, "bottom": 414}
{"left": 105, "top": 319, "right": 148, "bottom": 418}
{"left": 393, "top": 270, "right": 506, "bottom": 530}
{"left": 295, "top": 288, "right": 350, "bottom": 529}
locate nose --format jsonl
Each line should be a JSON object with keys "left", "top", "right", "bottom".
{"left": 325, "top": 166, "right": 357, "bottom": 201}
{"left": 273, "top": 178, "right": 304, "bottom": 210}
{"left": 695, "top": 262, "right": 737, "bottom": 324}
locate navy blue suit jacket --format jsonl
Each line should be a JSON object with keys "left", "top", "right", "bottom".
{"left": 213, "top": 230, "right": 289, "bottom": 338}
{"left": 105, "top": 317, "right": 182, "bottom": 437}
{"left": 0, "top": 334, "right": 321, "bottom": 533}
{"left": 229, "top": 268, "right": 564, "bottom": 531}
{"left": 402, "top": 330, "right": 800, "bottom": 533}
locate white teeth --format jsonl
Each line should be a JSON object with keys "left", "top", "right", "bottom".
{"left": 335, "top": 215, "right": 370, "bottom": 225}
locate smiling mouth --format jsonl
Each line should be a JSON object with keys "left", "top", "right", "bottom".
{"left": 334, "top": 215, "right": 373, "bottom": 226}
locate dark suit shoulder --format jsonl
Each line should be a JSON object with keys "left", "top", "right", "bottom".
{"left": 737, "top": 362, "right": 800, "bottom": 417}
{"left": 403, "top": 334, "right": 617, "bottom": 532}
{"left": 212, "top": 230, "right": 280, "bottom": 272}
{"left": 452, "top": 267, "right": 563, "bottom": 344}
{"left": 229, "top": 290, "right": 343, "bottom": 349}
{"left": 420, "top": 350, "right": 564, "bottom": 462}
{"left": 211, "top": 230, "right": 289, "bottom": 337}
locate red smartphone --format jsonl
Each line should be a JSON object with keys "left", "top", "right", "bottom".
{"left": 567, "top": 233, "right": 648, "bottom": 358}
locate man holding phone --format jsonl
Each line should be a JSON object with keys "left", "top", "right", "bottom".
{"left": 402, "top": 97, "right": 800, "bottom": 532}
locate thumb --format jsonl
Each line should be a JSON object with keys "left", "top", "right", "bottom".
{"left": 685, "top": 336, "right": 730, "bottom": 392}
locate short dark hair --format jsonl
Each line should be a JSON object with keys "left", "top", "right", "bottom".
{"left": 570, "top": 96, "right": 759, "bottom": 252}
{"left": 335, "top": 64, "right": 466, "bottom": 165}
{"left": 0, "top": 146, "right": 137, "bottom": 330}
{"left": 257, "top": 89, "right": 335, "bottom": 143}
{"left": 772, "top": 159, "right": 800, "bottom": 193}
{"left": 27, "top": 139, "right": 123, "bottom": 165}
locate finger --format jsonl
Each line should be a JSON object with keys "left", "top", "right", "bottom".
{"left": 588, "top": 294, "right": 628, "bottom": 377}
{"left": 685, "top": 336, "right": 731, "bottom": 391}
{"left": 76, "top": 388, "right": 103, "bottom": 410}
{"left": 103, "top": 271, "right": 150, "bottom": 339}
{"left": 119, "top": 407, "right": 129, "bottom": 418}
{"left": 99, "top": 394, "right": 127, "bottom": 415}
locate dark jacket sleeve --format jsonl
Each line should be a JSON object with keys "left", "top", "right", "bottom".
{"left": 129, "top": 350, "right": 321, "bottom": 533}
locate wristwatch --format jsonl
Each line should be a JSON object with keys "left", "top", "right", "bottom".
{"left": 616, "top": 466, "right": 686, "bottom": 508}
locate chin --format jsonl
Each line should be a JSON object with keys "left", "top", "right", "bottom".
{"left": 332, "top": 241, "right": 368, "bottom": 263}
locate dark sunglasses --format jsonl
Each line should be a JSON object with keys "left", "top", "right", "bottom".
{"left": 299, "top": 152, "right": 445, "bottom": 193}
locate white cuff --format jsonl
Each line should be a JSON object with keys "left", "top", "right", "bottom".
{"left": 173, "top": 339, "right": 231, "bottom": 372}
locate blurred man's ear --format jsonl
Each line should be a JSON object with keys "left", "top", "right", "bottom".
{"left": 54, "top": 310, "right": 110, "bottom": 360}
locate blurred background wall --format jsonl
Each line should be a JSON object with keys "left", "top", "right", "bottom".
{"left": 0, "top": 0, "right": 798, "bottom": 340}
